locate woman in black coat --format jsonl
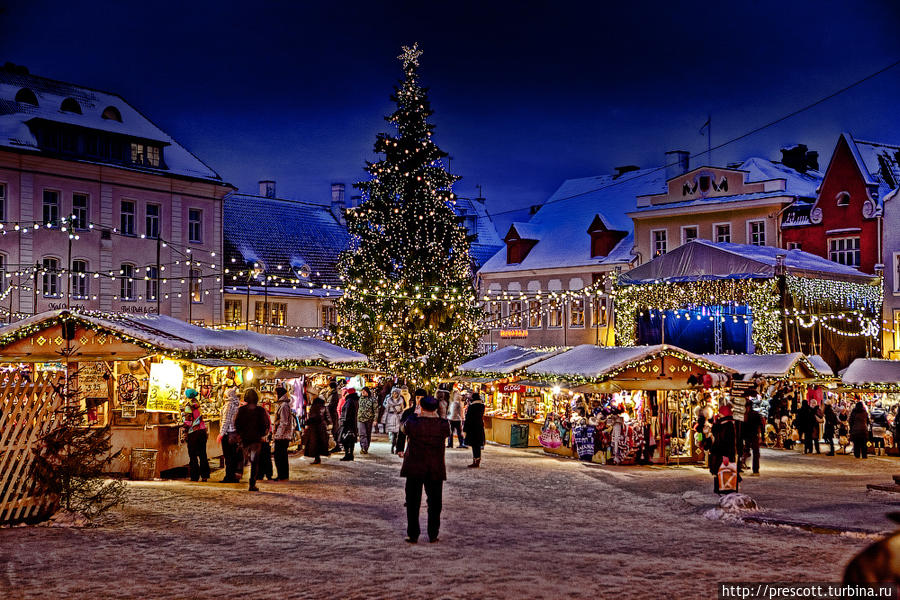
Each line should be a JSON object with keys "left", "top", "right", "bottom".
{"left": 463, "top": 393, "right": 486, "bottom": 468}
{"left": 849, "top": 401, "right": 869, "bottom": 459}
{"left": 304, "top": 397, "right": 331, "bottom": 464}
{"left": 823, "top": 403, "right": 838, "bottom": 456}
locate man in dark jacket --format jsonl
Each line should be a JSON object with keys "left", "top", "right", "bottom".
{"left": 234, "top": 388, "right": 270, "bottom": 491}
{"left": 795, "top": 400, "right": 816, "bottom": 454}
{"left": 709, "top": 404, "right": 738, "bottom": 494}
{"left": 340, "top": 391, "right": 360, "bottom": 461}
{"left": 400, "top": 395, "right": 450, "bottom": 543}
{"left": 741, "top": 402, "right": 764, "bottom": 475}
{"left": 395, "top": 388, "right": 427, "bottom": 455}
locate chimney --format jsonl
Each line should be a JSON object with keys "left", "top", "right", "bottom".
{"left": 349, "top": 194, "right": 362, "bottom": 209}
{"left": 780, "top": 144, "right": 817, "bottom": 173}
{"left": 665, "top": 150, "right": 690, "bottom": 180}
{"left": 613, "top": 165, "right": 640, "bottom": 178}
{"left": 331, "top": 183, "right": 346, "bottom": 225}
{"left": 259, "top": 180, "right": 276, "bottom": 198}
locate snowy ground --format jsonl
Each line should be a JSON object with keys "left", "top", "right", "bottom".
{"left": 2, "top": 437, "right": 900, "bottom": 600}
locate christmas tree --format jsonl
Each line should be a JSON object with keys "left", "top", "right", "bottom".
{"left": 335, "top": 43, "right": 481, "bottom": 385}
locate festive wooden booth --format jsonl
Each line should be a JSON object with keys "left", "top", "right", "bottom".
{"left": 840, "top": 358, "right": 900, "bottom": 410}
{"left": 455, "top": 345, "right": 569, "bottom": 447}
{"left": 525, "top": 344, "right": 735, "bottom": 463}
{"left": 0, "top": 310, "right": 366, "bottom": 476}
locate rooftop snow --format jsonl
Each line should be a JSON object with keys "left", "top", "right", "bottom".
{"left": 458, "top": 345, "right": 570, "bottom": 374}
{"left": 0, "top": 69, "right": 223, "bottom": 183}
{"left": 629, "top": 190, "right": 794, "bottom": 214}
{"left": 841, "top": 358, "right": 900, "bottom": 387}
{"left": 699, "top": 352, "right": 814, "bottom": 378}
{"left": 739, "top": 157, "right": 822, "bottom": 198}
{"left": 807, "top": 355, "right": 835, "bottom": 377}
{"left": 845, "top": 133, "right": 900, "bottom": 207}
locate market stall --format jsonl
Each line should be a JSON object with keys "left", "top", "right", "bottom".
{"left": 525, "top": 344, "right": 735, "bottom": 463}
{"left": 456, "top": 345, "right": 569, "bottom": 446}
{"left": 0, "top": 310, "right": 366, "bottom": 475}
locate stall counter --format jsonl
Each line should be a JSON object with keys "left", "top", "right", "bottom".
{"left": 484, "top": 415, "right": 543, "bottom": 447}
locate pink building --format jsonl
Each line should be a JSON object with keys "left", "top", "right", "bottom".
{"left": 0, "top": 65, "right": 233, "bottom": 323}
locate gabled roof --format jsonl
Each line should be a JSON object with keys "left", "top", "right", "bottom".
{"left": 843, "top": 133, "right": 900, "bottom": 202}
{"left": 841, "top": 358, "right": 900, "bottom": 388}
{"left": 454, "top": 196, "right": 502, "bottom": 246}
{"left": 458, "top": 345, "right": 570, "bottom": 374}
{"left": 619, "top": 239, "right": 877, "bottom": 285}
{"left": 504, "top": 221, "right": 542, "bottom": 241}
{"left": 479, "top": 167, "right": 667, "bottom": 274}
{"left": 0, "top": 68, "right": 223, "bottom": 183}
{"left": 700, "top": 352, "right": 817, "bottom": 378}
{"left": 224, "top": 193, "right": 350, "bottom": 289}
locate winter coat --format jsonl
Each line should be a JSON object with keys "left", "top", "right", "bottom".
{"left": 871, "top": 406, "right": 889, "bottom": 428}
{"left": 709, "top": 414, "right": 737, "bottom": 475}
{"left": 400, "top": 415, "right": 451, "bottom": 481}
{"left": 463, "top": 401, "right": 486, "bottom": 447}
{"left": 234, "top": 403, "right": 269, "bottom": 444}
{"left": 358, "top": 393, "right": 377, "bottom": 423}
{"left": 326, "top": 388, "right": 340, "bottom": 431}
{"left": 220, "top": 387, "right": 240, "bottom": 434}
{"left": 447, "top": 398, "right": 462, "bottom": 421}
{"left": 395, "top": 406, "right": 418, "bottom": 453}
{"left": 340, "top": 393, "right": 359, "bottom": 436}
{"left": 849, "top": 404, "right": 869, "bottom": 438}
{"left": 742, "top": 407, "right": 763, "bottom": 446}
{"left": 384, "top": 391, "right": 404, "bottom": 433}
{"left": 303, "top": 402, "right": 331, "bottom": 458}
{"left": 182, "top": 401, "right": 207, "bottom": 434}
{"left": 795, "top": 403, "right": 815, "bottom": 435}
{"left": 824, "top": 405, "right": 838, "bottom": 438}
{"left": 273, "top": 395, "right": 295, "bottom": 441}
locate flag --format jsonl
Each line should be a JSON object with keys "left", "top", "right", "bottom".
{"left": 699, "top": 117, "right": 710, "bottom": 136}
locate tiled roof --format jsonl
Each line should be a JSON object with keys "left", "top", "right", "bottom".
{"left": 224, "top": 193, "right": 349, "bottom": 289}
{"left": 0, "top": 67, "right": 223, "bottom": 183}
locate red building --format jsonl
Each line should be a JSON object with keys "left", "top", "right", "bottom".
{"left": 781, "top": 134, "right": 889, "bottom": 275}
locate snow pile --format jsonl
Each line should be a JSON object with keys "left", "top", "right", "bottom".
{"left": 41, "top": 510, "right": 91, "bottom": 528}
{"left": 703, "top": 493, "right": 760, "bottom": 522}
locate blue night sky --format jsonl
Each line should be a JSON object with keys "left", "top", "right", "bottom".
{"left": 2, "top": 0, "right": 899, "bottom": 232}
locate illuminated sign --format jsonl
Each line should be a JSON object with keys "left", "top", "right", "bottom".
{"left": 499, "top": 329, "right": 527, "bottom": 338}
{"left": 146, "top": 362, "right": 184, "bottom": 413}
{"left": 498, "top": 383, "right": 526, "bottom": 393}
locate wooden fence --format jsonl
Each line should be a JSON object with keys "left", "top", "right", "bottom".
{"left": 0, "top": 371, "right": 64, "bottom": 524}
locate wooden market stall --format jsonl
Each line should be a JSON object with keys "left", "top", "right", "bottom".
{"left": 0, "top": 310, "right": 366, "bottom": 476}
{"left": 456, "top": 345, "right": 570, "bottom": 447}
{"left": 524, "top": 344, "right": 736, "bottom": 463}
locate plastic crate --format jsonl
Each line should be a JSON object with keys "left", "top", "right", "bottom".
{"left": 509, "top": 423, "right": 529, "bottom": 448}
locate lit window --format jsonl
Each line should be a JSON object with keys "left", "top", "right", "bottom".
{"left": 225, "top": 299, "right": 242, "bottom": 324}
{"left": 72, "top": 194, "right": 89, "bottom": 229}
{"left": 130, "top": 143, "right": 144, "bottom": 165}
{"left": 528, "top": 300, "right": 542, "bottom": 329}
{"left": 188, "top": 209, "right": 202, "bottom": 243}
{"left": 101, "top": 106, "right": 122, "bottom": 122}
{"left": 592, "top": 297, "right": 608, "bottom": 327}
{"left": 146, "top": 266, "right": 158, "bottom": 301}
{"left": 120, "top": 200, "right": 135, "bottom": 236}
{"left": 715, "top": 223, "right": 731, "bottom": 243}
{"left": 828, "top": 237, "right": 860, "bottom": 267}
{"left": 652, "top": 230, "right": 667, "bottom": 256}
{"left": 120, "top": 264, "right": 135, "bottom": 300}
{"left": 570, "top": 298, "right": 585, "bottom": 327}
{"left": 191, "top": 268, "right": 202, "bottom": 303}
{"left": 548, "top": 301, "right": 563, "bottom": 328}
{"left": 146, "top": 146, "right": 160, "bottom": 168}
{"left": 71, "top": 260, "right": 88, "bottom": 299}
{"left": 509, "top": 300, "right": 523, "bottom": 329}
{"left": 748, "top": 221, "right": 766, "bottom": 246}
{"left": 43, "top": 190, "right": 59, "bottom": 224}
{"left": 146, "top": 203, "right": 160, "bottom": 239}
{"left": 42, "top": 257, "right": 60, "bottom": 297}
{"left": 322, "top": 305, "right": 338, "bottom": 327}
{"left": 0, "top": 254, "right": 6, "bottom": 293}
{"left": 0, "top": 183, "right": 5, "bottom": 222}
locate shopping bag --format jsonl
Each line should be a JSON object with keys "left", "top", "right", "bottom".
{"left": 717, "top": 457, "right": 738, "bottom": 493}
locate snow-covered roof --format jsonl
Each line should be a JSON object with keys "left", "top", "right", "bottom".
{"left": 224, "top": 193, "right": 349, "bottom": 289}
{"left": 506, "top": 221, "right": 542, "bottom": 240}
{"left": 479, "top": 168, "right": 666, "bottom": 274}
{"left": 457, "top": 345, "right": 570, "bottom": 374}
{"left": 0, "top": 310, "right": 366, "bottom": 364}
{"left": 525, "top": 343, "right": 733, "bottom": 380}
{"left": 454, "top": 196, "right": 502, "bottom": 246}
{"left": 700, "top": 353, "right": 814, "bottom": 378}
{"left": 739, "top": 157, "right": 822, "bottom": 198}
{"left": 807, "top": 355, "right": 835, "bottom": 377}
{"left": 845, "top": 133, "right": 900, "bottom": 197}
{"left": 629, "top": 190, "right": 793, "bottom": 214}
{"left": 620, "top": 240, "right": 877, "bottom": 285}
{"left": 841, "top": 358, "right": 900, "bottom": 387}
{"left": 0, "top": 68, "right": 223, "bottom": 183}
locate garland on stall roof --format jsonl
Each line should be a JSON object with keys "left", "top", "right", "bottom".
{"left": 612, "top": 278, "right": 781, "bottom": 354}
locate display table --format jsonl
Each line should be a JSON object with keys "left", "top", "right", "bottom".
{"left": 542, "top": 443, "right": 576, "bottom": 458}
{"left": 484, "top": 415, "right": 543, "bottom": 447}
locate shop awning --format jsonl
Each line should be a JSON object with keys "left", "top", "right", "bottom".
{"left": 457, "top": 345, "right": 570, "bottom": 375}
{"left": 807, "top": 355, "right": 835, "bottom": 378}
{"left": 699, "top": 353, "right": 817, "bottom": 379}
{"left": 841, "top": 358, "right": 900, "bottom": 389}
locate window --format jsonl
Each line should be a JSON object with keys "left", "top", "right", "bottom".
{"left": 488, "top": 301, "right": 501, "bottom": 327}
{"left": 652, "top": 230, "right": 667, "bottom": 256}
{"left": 787, "top": 242, "right": 802, "bottom": 250}
{"left": 0, "top": 183, "right": 5, "bottom": 222}
{"left": 836, "top": 192, "right": 851, "bottom": 207}
{"left": 70, "top": 260, "right": 88, "bottom": 299}
{"left": 322, "top": 305, "right": 338, "bottom": 326}
{"left": 715, "top": 223, "right": 731, "bottom": 243}
{"left": 72, "top": 193, "right": 89, "bottom": 230}
{"left": 43, "top": 190, "right": 59, "bottom": 224}
{"left": 146, "top": 146, "right": 160, "bottom": 168}
{"left": 42, "top": 258, "right": 60, "bottom": 297}
{"left": 0, "top": 254, "right": 6, "bottom": 293}
{"left": 829, "top": 237, "right": 860, "bottom": 267}
{"left": 191, "top": 268, "right": 202, "bottom": 303}
{"left": 15, "top": 88, "right": 38, "bottom": 106}
{"left": 101, "top": 106, "right": 122, "bottom": 122}
{"left": 508, "top": 300, "right": 523, "bottom": 329}
{"left": 592, "top": 297, "right": 608, "bottom": 327}
{"left": 570, "top": 298, "right": 585, "bottom": 327}
{"left": 225, "top": 299, "right": 242, "bottom": 324}
{"left": 548, "top": 301, "right": 563, "bottom": 328}
{"left": 145, "top": 203, "right": 160, "bottom": 239}
{"left": 528, "top": 299, "right": 542, "bottom": 329}
{"left": 681, "top": 226, "right": 698, "bottom": 245}
{"left": 120, "top": 200, "right": 135, "bottom": 236}
{"left": 146, "top": 266, "right": 158, "bottom": 301}
{"left": 130, "top": 143, "right": 144, "bottom": 165}
{"left": 60, "top": 98, "right": 82, "bottom": 114}
{"left": 120, "top": 264, "right": 135, "bottom": 300}
{"left": 188, "top": 209, "right": 202, "bottom": 243}
{"left": 254, "top": 302, "right": 287, "bottom": 327}
{"left": 748, "top": 220, "right": 766, "bottom": 246}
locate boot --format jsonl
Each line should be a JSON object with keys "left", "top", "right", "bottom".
{"left": 467, "top": 458, "right": 481, "bottom": 468}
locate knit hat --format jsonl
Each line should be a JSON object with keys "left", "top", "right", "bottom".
{"left": 420, "top": 395, "right": 439, "bottom": 411}
{"left": 275, "top": 386, "right": 287, "bottom": 398}
{"left": 185, "top": 388, "right": 199, "bottom": 399}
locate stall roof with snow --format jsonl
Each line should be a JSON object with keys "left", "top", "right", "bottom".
{"left": 807, "top": 355, "right": 835, "bottom": 378}
{"left": 457, "top": 345, "right": 569, "bottom": 375}
{"left": 525, "top": 344, "right": 734, "bottom": 389}
{"left": 0, "top": 310, "right": 366, "bottom": 365}
{"left": 699, "top": 353, "right": 818, "bottom": 379}
{"left": 841, "top": 359, "right": 900, "bottom": 389}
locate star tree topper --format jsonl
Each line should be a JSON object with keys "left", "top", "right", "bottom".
{"left": 398, "top": 42, "right": 423, "bottom": 69}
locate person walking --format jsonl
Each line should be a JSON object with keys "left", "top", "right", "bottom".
{"left": 218, "top": 384, "right": 241, "bottom": 483}
{"left": 384, "top": 387, "right": 405, "bottom": 453}
{"left": 741, "top": 401, "right": 763, "bottom": 475}
{"left": 303, "top": 397, "right": 331, "bottom": 464}
{"left": 400, "top": 395, "right": 451, "bottom": 544}
{"left": 234, "top": 388, "right": 270, "bottom": 491}
{"left": 272, "top": 386, "right": 295, "bottom": 480}
{"left": 824, "top": 402, "right": 839, "bottom": 456}
{"left": 463, "top": 392, "right": 486, "bottom": 468}
{"left": 709, "top": 403, "right": 738, "bottom": 494}
{"left": 340, "top": 390, "right": 360, "bottom": 461}
{"left": 795, "top": 400, "right": 816, "bottom": 454}
{"left": 357, "top": 387, "right": 377, "bottom": 454}
{"left": 849, "top": 401, "right": 870, "bottom": 459}
{"left": 182, "top": 388, "right": 210, "bottom": 482}
{"left": 447, "top": 389, "right": 465, "bottom": 449}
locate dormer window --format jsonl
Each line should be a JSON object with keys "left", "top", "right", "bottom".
{"left": 60, "top": 98, "right": 82, "bottom": 114}
{"left": 130, "top": 142, "right": 161, "bottom": 167}
{"left": 587, "top": 214, "right": 627, "bottom": 258}
{"left": 504, "top": 223, "right": 538, "bottom": 265}
{"left": 101, "top": 106, "right": 122, "bottom": 122}
{"left": 14, "top": 88, "right": 38, "bottom": 106}
{"left": 836, "top": 191, "right": 850, "bottom": 206}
